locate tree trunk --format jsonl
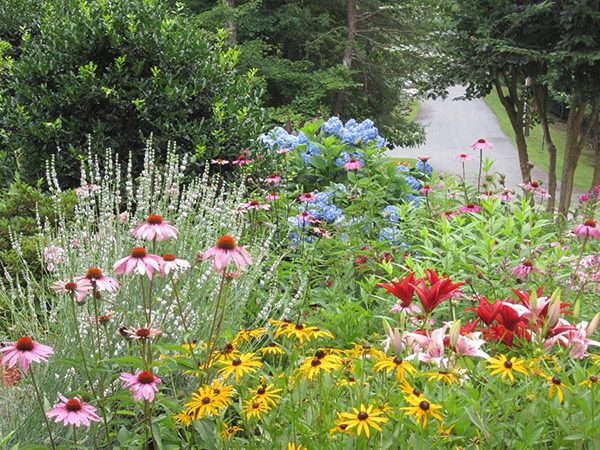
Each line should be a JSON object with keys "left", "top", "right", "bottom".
{"left": 332, "top": 0, "right": 356, "bottom": 116}
{"left": 223, "top": 0, "right": 236, "bottom": 44}
{"left": 531, "top": 81, "right": 557, "bottom": 211}
{"left": 558, "top": 97, "right": 600, "bottom": 214}
{"left": 492, "top": 77, "right": 531, "bottom": 183}
{"left": 591, "top": 121, "right": 600, "bottom": 189}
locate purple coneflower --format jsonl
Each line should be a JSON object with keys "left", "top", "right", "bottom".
{"left": 51, "top": 279, "right": 93, "bottom": 303}
{"left": 46, "top": 395, "right": 100, "bottom": 427}
{"left": 79, "top": 267, "right": 119, "bottom": 293}
{"left": 573, "top": 219, "right": 600, "bottom": 239}
{"left": 120, "top": 370, "right": 162, "bottom": 402}
{"left": 201, "top": 235, "right": 253, "bottom": 272}
{"left": 113, "top": 247, "right": 163, "bottom": 279}
{"left": 131, "top": 214, "right": 178, "bottom": 242}
{"left": 0, "top": 337, "right": 54, "bottom": 373}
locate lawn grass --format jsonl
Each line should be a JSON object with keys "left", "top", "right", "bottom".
{"left": 484, "top": 89, "right": 594, "bottom": 191}
{"left": 407, "top": 99, "right": 420, "bottom": 122}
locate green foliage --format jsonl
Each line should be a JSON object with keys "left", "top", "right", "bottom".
{"left": 0, "top": 0, "right": 266, "bottom": 186}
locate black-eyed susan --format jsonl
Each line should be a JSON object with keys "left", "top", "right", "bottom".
{"left": 242, "top": 398, "right": 271, "bottom": 419}
{"left": 400, "top": 380, "right": 425, "bottom": 399}
{"left": 184, "top": 386, "right": 225, "bottom": 419}
{"left": 349, "top": 343, "right": 384, "bottom": 359}
{"left": 319, "top": 346, "right": 346, "bottom": 356}
{"left": 425, "top": 370, "right": 460, "bottom": 385}
{"left": 337, "top": 403, "right": 389, "bottom": 438}
{"left": 438, "top": 422, "right": 455, "bottom": 439}
{"left": 208, "top": 379, "right": 235, "bottom": 406}
{"left": 336, "top": 376, "right": 358, "bottom": 386}
{"left": 373, "top": 355, "right": 417, "bottom": 382}
{"left": 580, "top": 374, "right": 599, "bottom": 388}
{"left": 486, "top": 354, "right": 529, "bottom": 382}
{"left": 401, "top": 395, "right": 443, "bottom": 428}
{"left": 251, "top": 383, "right": 282, "bottom": 406}
{"left": 287, "top": 443, "right": 307, "bottom": 450}
{"left": 233, "top": 327, "right": 266, "bottom": 345}
{"left": 259, "top": 342, "right": 285, "bottom": 356}
{"left": 375, "top": 402, "right": 393, "bottom": 416}
{"left": 220, "top": 424, "right": 243, "bottom": 440}
{"left": 590, "top": 354, "right": 600, "bottom": 366}
{"left": 278, "top": 322, "right": 334, "bottom": 343}
{"left": 540, "top": 373, "right": 571, "bottom": 402}
{"left": 329, "top": 417, "right": 355, "bottom": 435}
{"left": 298, "top": 353, "right": 343, "bottom": 380}
{"left": 217, "top": 353, "right": 262, "bottom": 382}
{"left": 214, "top": 342, "right": 241, "bottom": 362}
{"left": 173, "top": 410, "right": 193, "bottom": 427}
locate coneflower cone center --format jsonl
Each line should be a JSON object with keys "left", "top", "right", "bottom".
{"left": 86, "top": 267, "right": 103, "bottom": 279}
{"left": 147, "top": 214, "right": 163, "bottom": 225}
{"left": 66, "top": 399, "right": 82, "bottom": 412}
{"left": 137, "top": 371, "right": 155, "bottom": 384}
{"left": 477, "top": 138, "right": 486, "bottom": 143}
{"left": 584, "top": 219, "right": 597, "bottom": 228}
{"left": 131, "top": 247, "right": 147, "bottom": 258}
{"left": 16, "top": 336, "right": 34, "bottom": 351}
{"left": 65, "top": 282, "right": 78, "bottom": 291}
{"left": 466, "top": 202, "right": 475, "bottom": 208}
{"left": 162, "top": 254, "right": 176, "bottom": 262}
{"left": 136, "top": 328, "right": 151, "bottom": 338}
{"left": 523, "top": 260, "right": 533, "bottom": 267}
{"left": 217, "top": 235, "right": 236, "bottom": 250}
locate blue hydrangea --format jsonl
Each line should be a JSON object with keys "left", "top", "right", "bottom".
{"left": 321, "top": 116, "right": 343, "bottom": 136}
{"left": 405, "top": 194, "right": 422, "bottom": 206}
{"left": 313, "top": 192, "right": 334, "bottom": 205}
{"left": 383, "top": 205, "right": 399, "bottom": 222}
{"left": 301, "top": 143, "right": 321, "bottom": 166}
{"left": 335, "top": 151, "right": 365, "bottom": 167}
{"left": 310, "top": 204, "right": 343, "bottom": 223}
{"left": 288, "top": 231, "right": 316, "bottom": 245}
{"left": 258, "top": 127, "right": 299, "bottom": 150}
{"left": 416, "top": 159, "right": 433, "bottom": 176}
{"left": 396, "top": 165, "right": 409, "bottom": 174}
{"left": 379, "top": 227, "right": 405, "bottom": 244}
{"left": 404, "top": 175, "right": 421, "bottom": 191}
{"left": 321, "top": 117, "right": 385, "bottom": 148}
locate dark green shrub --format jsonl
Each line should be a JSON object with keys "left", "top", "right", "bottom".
{"left": 0, "top": 0, "right": 265, "bottom": 186}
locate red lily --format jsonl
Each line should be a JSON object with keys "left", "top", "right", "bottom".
{"left": 377, "top": 272, "right": 416, "bottom": 308}
{"left": 466, "top": 296, "right": 502, "bottom": 326}
{"left": 411, "top": 270, "right": 464, "bottom": 314}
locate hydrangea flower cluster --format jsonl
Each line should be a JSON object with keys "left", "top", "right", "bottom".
{"left": 321, "top": 117, "right": 386, "bottom": 148}
{"left": 335, "top": 151, "right": 365, "bottom": 168}
{"left": 307, "top": 192, "right": 343, "bottom": 223}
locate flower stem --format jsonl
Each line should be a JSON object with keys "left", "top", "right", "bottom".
{"left": 29, "top": 366, "right": 57, "bottom": 450}
{"left": 477, "top": 149, "right": 483, "bottom": 194}
{"left": 73, "top": 425, "right": 77, "bottom": 447}
{"left": 204, "top": 272, "right": 227, "bottom": 369}
{"left": 170, "top": 274, "right": 199, "bottom": 366}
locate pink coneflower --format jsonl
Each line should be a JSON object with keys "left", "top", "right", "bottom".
{"left": 296, "top": 211, "right": 319, "bottom": 225}
{"left": 479, "top": 190, "right": 498, "bottom": 200}
{"left": 440, "top": 210, "right": 455, "bottom": 219}
{"left": 344, "top": 158, "right": 364, "bottom": 171}
{"left": 120, "top": 370, "right": 162, "bottom": 402}
{"left": 79, "top": 267, "right": 119, "bottom": 293}
{"left": 98, "top": 313, "right": 112, "bottom": 325}
{"left": 419, "top": 184, "right": 433, "bottom": 195}
{"left": 418, "top": 155, "right": 432, "bottom": 162}
{"left": 459, "top": 202, "right": 482, "bottom": 213}
{"left": 470, "top": 138, "right": 493, "bottom": 151}
{"left": 121, "top": 326, "right": 162, "bottom": 341}
{"left": 131, "top": 214, "right": 178, "bottom": 242}
{"left": 573, "top": 219, "right": 600, "bottom": 239}
{"left": 46, "top": 395, "right": 100, "bottom": 427}
{"left": 232, "top": 155, "right": 252, "bottom": 165}
{"left": 454, "top": 153, "right": 473, "bottom": 161}
{"left": 113, "top": 247, "right": 163, "bottom": 279}
{"left": 161, "top": 254, "right": 190, "bottom": 275}
{"left": 211, "top": 158, "right": 230, "bottom": 165}
{"left": 524, "top": 180, "right": 542, "bottom": 192}
{"left": 310, "top": 227, "right": 332, "bottom": 238}
{"left": 511, "top": 260, "right": 542, "bottom": 279}
{"left": 265, "top": 192, "right": 280, "bottom": 202}
{"left": 201, "top": 235, "right": 253, "bottom": 272}
{"left": 499, "top": 189, "right": 514, "bottom": 202}
{"left": 299, "top": 192, "right": 316, "bottom": 202}
{"left": 264, "top": 174, "right": 282, "bottom": 184}
{"left": 51, "top": 279, "right": 92, "bottom": 303}
{"left": 240, "top": 199, "right": 271, "bottom": 210}
{"left": 0, "top": 337, "right": 54, "bottom": 373}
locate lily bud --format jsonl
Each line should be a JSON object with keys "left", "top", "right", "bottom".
{"left": 573, "top": 299, "right": 582, "bottom": 320}
{"left": 587, "top": 312, "right": 600, "bottom": 337}
{"left": 529, "top": 289, "right": 538, "bottom": 313}
{"left": 449, "top": 320, "right": 461, "bottom": 349}
{"left": 547, "top": 297, "right": 561, "bottom": 329}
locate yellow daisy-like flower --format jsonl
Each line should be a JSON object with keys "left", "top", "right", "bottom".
{"left": 539, "top": 373, "right": 572, "bottom": 403}
{"left": 277, "top": 321, "right": 334, "bottom": 343}
{"left": 580, "top": 374, "right": 599, "bottom": 388}
{"left": 259, "top": 342, "right": 285, "bottom": 356}
{"left": 400, "top": 380, "right": 425, "bottom": 399}
{"left": 401, "top": 395, "right": 443, "bottom": 428}
{"left": 336, "top": 376, "right": 358, "bottom": 386}
{"left": 173, "top": 410, "right": 193, "bottom": 427}
{"left": 349, "top": 343, "right": 384, "bottom": 359}
{"left": 425, "top": 370, "right": 460, "bottom": 385}
{"left": 184, "top": 386, "right": 226, "bottom": 419}
{"left": 220, "top": 424, "right": 243, "bottom": 440}
{"left": 373, "top": 355, "right": 417, "bottom": 382}
{"left": 319, "top": 346, "right": 346, "bottom": 356}
{"left": 218, "top": 352, "right": 263, "bottom": 382}
{"left": 287, "top": 443, "right": 307, "bottom": 450}
{"left": 214, "top": 342, "right": 241, "bottom": 362}
{"left": 438, "top": 422, "right": 455, "bottom": 439}
{"left": 590, "top": 354, "right": 600, "bottom": 366}
{"left": 329, "top": 416, "right": 355, "bottom": 435}
{"left": 233, "top": 327, "right": 266, "bottom": 345}
{"left": 208, "top": 379, "right": 235, "bottom": 406}
{"left": 337, "top": 403, "right": 389, "bottom": 438}
{"left": 242, "top": 398, "right": 271, "bottom": 420}
{"left": 251, "top": 383, "right": 282, "bottom": 406}
{"left": 298, "top": 352, "right": 343, "bottom": 380}
{"left": 486, "top": 354, "right": 529, "bottom": 382}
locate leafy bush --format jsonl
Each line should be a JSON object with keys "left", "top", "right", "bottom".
{"left": 0, "top": 0, "right": 265, "bottom": 186}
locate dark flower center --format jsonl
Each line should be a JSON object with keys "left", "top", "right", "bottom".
{"left": 315, "top": 350, "right": 326, "bottom": 359}
{"left": 357, "top": 411, "right": 369, "bottom": 420}
{"left": 213, "top": 389, "right": 221, "bottom": 395}
{"left": 584, "top": 219, "right": 597, "bottom": 228}
{"left": 413, "top": 388, "right": 421, "bottom": 396}
{"left": 393, "top": 357, "right": 403, "bottom": 365}
{"left": 86, "top": 267, "right": 103, "bottom": 279}
{"left": 522, "top": 260, "right": 533, "bottom": 267}
{"left": 340, "top": 424, "right": 348, "bottom": 430}
{"left": 16, "top": 336, "right": 34, "bottom": 351}
{"left": 224, "top": 343, "right": 234, "bottom": 353}
{"left": 295, "top": 324, "right": 304, "bottom": 330}
{"left": 257, "top": 387, "right": 266, "bottom": 395}
{"left": 147, "top": 214, "right": 163, "bottom": 224}
{"left": 162, "top": 254, "right": 176, "bottom": 262}
{"left": 136, "top": 328, "right": 151, "bottom": 338}
{"left": 477, "top": 138, "right": 486, "bottom": 143}
{"left": 419, "top": 401, "right": 430, "bottom": 411}
{"left": 552, "top": 376, "right": 561, "bottom": 385}
{"left": 137, "top": 371, "right": 155, "bottom": 384}
{"left": 65, "top": 398, "right": 82, "bottom": 412}
{"left": 232, "top": 358, "right": 242, "bottom": 366}
{"left": 347, "top": 377, "right": 356, "bottom": 383}
{"left": 504, "top": 361, "right": 513, "bottom": 369}
{"left": 311, "top": 358, "right": 321, "bottom": 367}
{"left": 217, "top": 235, "right": 236, "bottom": 250}
{"left": 252, "top": 402, "right": 260, "bottom": 409}
{"left": 530, "top": 181, "right": 539, "bottom": 188}
{"left": 201, "top": 397, "right": 211, "bottom": 405}
{"left": 590, "top": 376, "right": 598, "bottom": 383}
{"left": 65, "top": 282, "right": 78, "bottom": 291}
{"left": 249, "top": 200, "right": 260, "bottom": 206}
{"left": 466, "top": 202, "right": 475, "bottom": 208}
{"left": 131, "top": 247, "right": 147, "bottom": 258}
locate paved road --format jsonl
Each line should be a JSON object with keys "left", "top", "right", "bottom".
{"left": 389, "top": 85, "right": 581, "bottom": 196}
